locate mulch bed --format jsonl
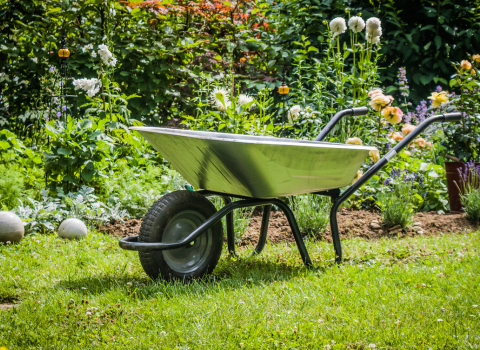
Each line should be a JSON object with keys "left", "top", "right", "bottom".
{"left": 97, "top": 208, "right": 479, "bottom": 245}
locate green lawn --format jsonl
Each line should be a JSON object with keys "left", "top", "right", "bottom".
{"left": 1, "top": 230, "right": 479, "bottom": 349}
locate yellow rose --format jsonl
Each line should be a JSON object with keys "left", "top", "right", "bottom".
{"left": 346, "top": 137, "right": 363, "bottom": 145}
{"left": 382, "top": 106, "right": 403, "bottom": 124}
{"left": 369, "top": 148, "right": 381, "bottom": 163}
{"left": 461, "top": 60, "right": 472, "bottom": 70}
{"left": 402, "top": 124, "right": 416, "bottom": 135}
{"left": 350, "top": 170, "right": 363, "bottom": 185}
{"left": 369, "top": 94, "right": 391, "bottom": 111}
{"left": 472, "top": 54, "right": 480, "bottom": 63}
{"left": 428, "top": 91, "right": 449, "bottom": 108}
{"left": 388, "top": 132, "right": 404, "bottom": 141}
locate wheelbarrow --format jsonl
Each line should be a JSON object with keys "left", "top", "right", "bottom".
{"left": 119, "top": 108, "right": 462, "bottom": 280}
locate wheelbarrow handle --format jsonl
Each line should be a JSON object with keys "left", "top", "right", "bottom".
{"left": 315, "top": 107, "right": 369, "bottom": 141}
{"left": 328, "top": 112, "right": 462, "bottom": 264}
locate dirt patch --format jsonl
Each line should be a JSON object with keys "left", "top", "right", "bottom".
{"left": 0, "top": 303, "right": 15, "bottom": 311}
{"left": 98, "top": 209, "right": 479, "bottom": 245}
{"left": 97, "top": 219, "right": 142, "bottom": 238}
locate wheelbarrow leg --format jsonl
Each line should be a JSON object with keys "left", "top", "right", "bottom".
{"left": 250, "top": 205, "right": 272, "bottom": 256}
{"left": 274, "top": 201, "right": 313, "bottom": 267}
{"left": 221, "top": 196, "right": 237, "bottom": 257}
{"left": 329, "top": 203, "right": 342, "bottom": 264}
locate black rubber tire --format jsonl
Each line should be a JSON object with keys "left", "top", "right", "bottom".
{"left": 138, "top": 190, "right": 223, "bottom": 281}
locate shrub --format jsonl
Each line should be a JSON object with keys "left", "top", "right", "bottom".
{"left": 0, "top": 164, "right": 26, "bottom": 209}
{"left": 291, "top": 194, "right": 330, "bottom": 237}
{"left": 457, "top": 162, "right": 480, "bottom": 222}
{"left": 377, "top": 167, "right": 424, "bottom": 228}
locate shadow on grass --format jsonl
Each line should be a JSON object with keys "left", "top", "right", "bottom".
{"left": 54, "top": 256, "right": 333, "bottom": 301}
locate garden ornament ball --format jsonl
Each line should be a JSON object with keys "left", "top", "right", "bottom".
{"left": 0, "top": 211, "right": 25, "bottom": 243}
{"left": 58, "top": 218, "right": 88, "bottom": 240}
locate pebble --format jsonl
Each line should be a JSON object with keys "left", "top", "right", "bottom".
{"left": 416, "top": 230, "right": 424, "bottom": 235}
{"left": 414, "top": 222, "right": 422, "bottom": 226}
{"left": 370, "top": 222, "right": 382, "bottom": 230}
{"left": 412, "top": 226, "right": 423, "bottom": 232}
{"left": 388, "top": 225, "right": 402, "bottom": 232}
{"left": 389, "top": 228, "right": 403, "bottom": 235}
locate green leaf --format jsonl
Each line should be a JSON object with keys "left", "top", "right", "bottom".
{"left": 434, "top": 36, "right": 442, "bottom": 49}
{"left": 57, "top": 147, "right": 72, "bottom": 156}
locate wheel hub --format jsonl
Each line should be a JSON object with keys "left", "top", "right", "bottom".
{"left": 162, "top": 210, "right": 212, "bottom": 273}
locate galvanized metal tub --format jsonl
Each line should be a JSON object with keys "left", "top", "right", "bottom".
{"left": 131, "top": 127, "right": 376, "bottom": 198}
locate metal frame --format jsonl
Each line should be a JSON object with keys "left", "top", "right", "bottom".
{"left": 119, "top": 110, "right": 462, "bottom": 266}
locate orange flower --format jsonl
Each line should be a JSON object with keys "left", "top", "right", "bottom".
{"left": 239, "top": 57, "right": 246, "bottom": 63}
{"left": 473, "top": 54, "right": 480, "bottom": 63}
{"left": 402, "top": 124, "right": 416, "bottom": 135}
{"left": 368, "top": 88, "right": 383, "bottom": 98}
{"left": 385, "top": 95, "right": 394, "bottom": 103}
{"left": 414, "top": 138, "right": 427, "bottom": 148}
{"left": 472, "top": 69, "right": 476, "bottom": 75}
{"left": 382, "top": 106, "right": 403, "bottom": 124}
{"left": 388, "top": 132, "right": 404, "bottom": 141}
{"left": 461, "top": 60, "right": 472, "bottom": 70}
{"left": 426, "top": 141, "right": 432, "bottom": 149}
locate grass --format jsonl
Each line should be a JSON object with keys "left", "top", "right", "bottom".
{"left": 1, "top": 230, "right": 479, "bottom": 349}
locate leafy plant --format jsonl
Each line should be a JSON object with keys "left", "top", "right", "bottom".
{"left": 291, "top": 194, "right": 330, "bottom": 237}
{"left": 456, "top": 161, "right": 480, "bottom": 222}
{"left": 377, "top": 167, "right": 424, "bottom": 228}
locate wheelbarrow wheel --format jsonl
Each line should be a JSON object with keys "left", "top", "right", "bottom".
{"left": 138, "top": 190, "right": 223, "bottom": 280}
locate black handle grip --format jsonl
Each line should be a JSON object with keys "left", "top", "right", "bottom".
{"left": 350, "top": 107, "right": 369, "bottom": 116}
{"left": 442, "top": 112, "right": 463, "bottom": 122}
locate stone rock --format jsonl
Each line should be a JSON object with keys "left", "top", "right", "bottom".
{"left": 389, "top": 228, "right": 403, "bottom": 235}
{"left": 414, "top": 222, "right": 422, "bottom": 226}
{"left": 0, "top": 211, "right": 24, "bottom": 243}
{"left": 58, "top": 218, "right": 87, "bottom": 240}
{"left": 413, "top": 226, "right": 423, "bottom": 232}
{"left": 388, "top": 225, "right": 402, "bottom": 232}
{"left": 370, "top": 222, "right": 382, "bottom": 230}
{"left": 416, "top": 229, "right": 424, "bottom": 235}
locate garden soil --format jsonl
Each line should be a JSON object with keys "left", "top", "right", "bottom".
{"left": 98, "top": 208, "right": 479, "bottom": 245}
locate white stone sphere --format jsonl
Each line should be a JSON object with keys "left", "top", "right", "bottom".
{"left": 58, "top": 218, "right": 88, "bottom": 240}
{"left": 0, "top": 211, "right": 25, "bottom": 243}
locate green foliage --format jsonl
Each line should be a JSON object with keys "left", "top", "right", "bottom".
{"left": 457, "top": 163, "right": 480, "bottom": 222}
{"left": 101, "top": 165, "right": 186, "bottom": 217}
{"left": 377, "top": 167, "right": 425, "bottom": 228}
{"left": 44, "top": 118, "right": 116, "bottom": 191}
{"left": 0, "top": 164, "right": 26, "bottom": 209}
{"left": 291, "top": 194, "right": 330, "bottom": 236}
{"left": 461, "top": 189, "right": 480, "bottom": 222}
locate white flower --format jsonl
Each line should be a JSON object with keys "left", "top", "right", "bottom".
{"left": 82, "top": 44, "right": 93, "bottom": 53}
{"left": 73, "top": 78, "right": 102, "bottom": 97}
{"left": 211, "top": 87, "right": 230, "bottom": 111}
{"left": 13, "top": 76, "right": 19, "bottom": 83}
{"left": 348, "top": 16, "right": 365, "bottom": 33}
{"left": 98, "top": 44, "right": 116, "bottom": 67}
{"left": 288, "top": 105, "right": 302, "bottom": 122}
{"left": 102, "top": 36, "right": 107, "bottom": 41}
{"left": 366, "top": 17, "right": 381, "bottom": 31}
{"left": 238, "top": 94, "right": 255, "bottom": 110}
{"left": 31, "top": 57, "right": 38, "bottom": 63}
{"left": 366, "top": 33, "right": 381, "bottom": 44}
{"left": 91, "top": 51, "right": 97, "bottom": 58}
{"left": 367, "top": 345, "right": 376, "bottom": 349}
{"left": 330, "top": 17, "right": 347, "bottom": 37}
{"left": 369, "top": 28, "right": 382, "bottom": 38}
{"left": 110, "top": 8, "right": 116, "bottom": 16}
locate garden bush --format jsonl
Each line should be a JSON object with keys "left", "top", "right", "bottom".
{"left": 0, "top": 164, "right": 26, "bottom": 209}
{"left": 291, "top": 194, "right": 330, "bottom": 237}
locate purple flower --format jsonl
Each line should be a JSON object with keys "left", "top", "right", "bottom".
{"left": 56, "top": 111, "right": 62, "bottom": 117}
{"left": 53, "top": 97, "right": 58, "bottom": 104}
{"left": 45, "top": 116, "right": 50, "bottom": 121}
{"left": 32, "top": 145, "right": 37, "bottom": 150}
{"left": 62, "top": 105, "right": 67, "bottom": 111}
{"left": 386, "top": 143, "right": 391, "bottom": 149}
{"left": 436, "top": 86, "right": 443, "bottom": 92}
{"left": 49, "top": 66, "right": 55, "bottom": 72}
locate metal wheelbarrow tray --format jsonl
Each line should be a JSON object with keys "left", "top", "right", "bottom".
{"left": 130, "top": 127, "right": 376, "bottom": 198}
{"left": 119, "top": 107, "right": 462, "bottom": 281}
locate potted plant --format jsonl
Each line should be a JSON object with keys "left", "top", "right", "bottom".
{"left": 438, "top": 55, "right": 480, "bottom": 211}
